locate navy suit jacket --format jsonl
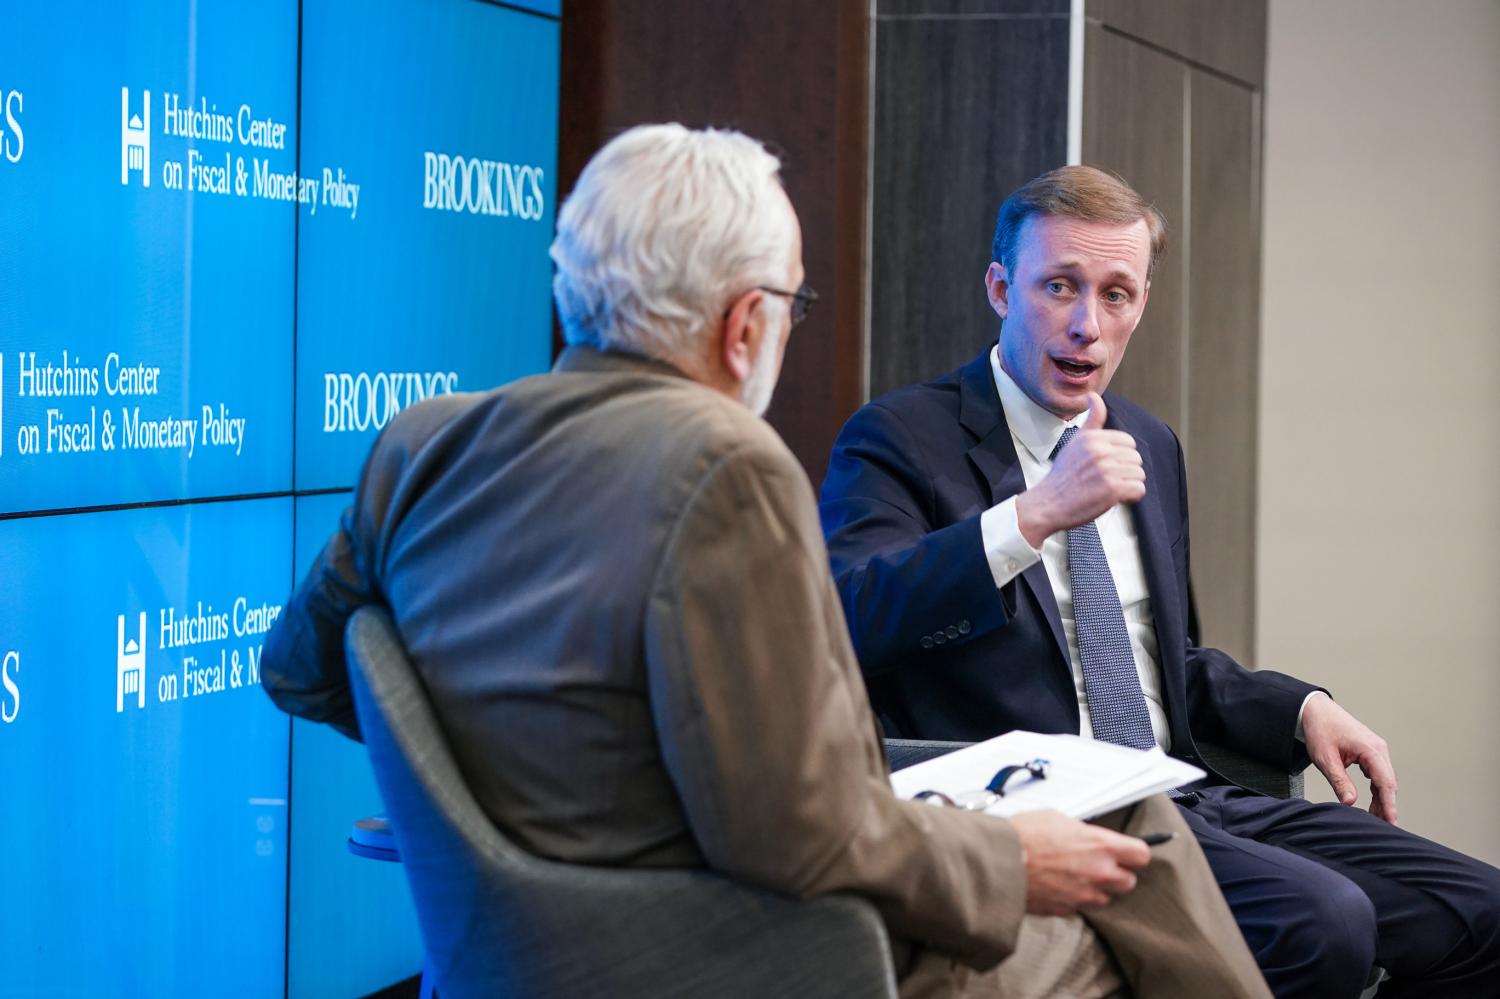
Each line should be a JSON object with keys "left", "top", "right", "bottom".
{"left": 820, "top": 349, "right": 1318, "bottom": 778}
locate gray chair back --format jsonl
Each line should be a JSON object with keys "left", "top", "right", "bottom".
{"left": 345, "top": 604, "right": 898, "bottom": 999}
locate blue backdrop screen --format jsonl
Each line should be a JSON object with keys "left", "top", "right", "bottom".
{"left": 0, "top": 499, "right": 294, "bottom": 996}
{"left": 0, "top": 2, "right": 559, "bottom": 995}
{"left": 297, "top": 0, "right": 557, "bottom": 490}
{"left": 0, "top": 3, "right": 298, "bottom": 513}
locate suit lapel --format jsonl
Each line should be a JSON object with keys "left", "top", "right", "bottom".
{"left": 957, "top": 353, "right": 1070, "bottom": 667}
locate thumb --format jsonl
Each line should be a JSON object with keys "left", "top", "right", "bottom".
{"left": 1083, "top": 392, "right": 1107, "bottom": 431}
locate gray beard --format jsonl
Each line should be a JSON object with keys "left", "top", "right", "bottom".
{"left": 742, "top": 325, "right": 783, "bottom": 417}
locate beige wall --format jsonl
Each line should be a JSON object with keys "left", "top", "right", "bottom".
{"left": 1261, "top": 0, "right": 1500, "bottom": 864}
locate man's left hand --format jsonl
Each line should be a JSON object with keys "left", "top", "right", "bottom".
{"left": 1302, "top": 693, "right": 1399, "bottom": 825}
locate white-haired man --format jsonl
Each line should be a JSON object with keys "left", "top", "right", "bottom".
{"left": 262, "top": 124, "right": 1269, "bottom": 997}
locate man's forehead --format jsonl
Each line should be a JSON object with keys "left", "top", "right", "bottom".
{"left": 1017, "top": 215, "right": 1151, "bottom": 277}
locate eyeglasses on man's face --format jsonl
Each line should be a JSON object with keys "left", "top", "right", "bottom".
{"left": 751, "top": 282, "right": 820, "bottom": 327}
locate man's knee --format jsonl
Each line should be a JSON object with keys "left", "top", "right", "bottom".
{"left": 1268, "top": 874, "right": 1377, "bottom": 995}
{"left": 1449, "top": 860, "right": 1500, "bottom": 972}
{"left": 1315, "top": 877, "right": 1378, "bottom": 974}
{"left": 1383, "top": 848, "right": 1500, "bottom": 985}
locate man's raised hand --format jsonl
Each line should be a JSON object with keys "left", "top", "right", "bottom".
{"left": 1016, "top": 393, "right": 1147, "bottom": 548}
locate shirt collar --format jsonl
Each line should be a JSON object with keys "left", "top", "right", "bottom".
{"left": 988, "top": 343, "right": 1086, "bottom": 464}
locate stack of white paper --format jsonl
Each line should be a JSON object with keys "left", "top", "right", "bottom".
{"left": 889, "top": 731, "right": 1205, "bottom": 820}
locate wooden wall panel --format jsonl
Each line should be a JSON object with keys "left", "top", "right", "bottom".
{"left": 879, "top": 0, "right": 1067, "bottom": 14}
{"left": 1083, "top": 23, "right": 1189, "bottom": 432}
{"left": 1087, "top": 0, "right": 1265, "bottom": 87}
{"left": 1186, "top": 69, "right": 1260, "bottom": 661}
{"left": 558, "top": 0, "right": 869, "bottom": 484}
{"left": 1082, "top": 6, "right": 1266, "bottom": 663}
{"left": 870, "top": 10, "right": 1069, "bottom": 397}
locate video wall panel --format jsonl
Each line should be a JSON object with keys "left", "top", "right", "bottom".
{"left": 0, "top": 3, "right": 298, "bottom": 514}
{"left": 0, "top": 1, "right": 559, "bottom": 994}
{"left": 0, "top": 499, "right": 293, "bottom": 996}
{"left": 296, "top": 0, "right": 558, "bottom": 491}
{"left": 287, "top": 493, "right": 424, "bottom": 999}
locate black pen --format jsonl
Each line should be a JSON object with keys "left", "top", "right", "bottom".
{"left": 1139, "top": 832, "right": 1175, "bottom": 846}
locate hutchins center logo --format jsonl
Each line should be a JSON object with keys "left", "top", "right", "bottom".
{"left": 115, "top": 84, "right": 358, "bottom": 215}
{"left": 116, "top": 612, "right": 147, "bottom": 712}
{"left": 112, "top": 598, "right": 281, "bottom": 711}
{"left": 120, "top": 87, "right": 150, "bottom": 186}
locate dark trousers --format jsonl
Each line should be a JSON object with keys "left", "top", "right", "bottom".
{"left": 1179, "top": 785, "right": 1500, "bottom": 999}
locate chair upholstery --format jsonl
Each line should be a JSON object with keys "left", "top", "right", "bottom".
{"left": 1196, "top": 741, "right": 1305, "bottom": 799}
{"left": 884, "top": 738, "right": 973, "bottom": 774}
{"left": 886, "top": 738, "right": 1306, "bottom": 799}
{"left": 345, "top": 604, "right": 898, "bottom": 999}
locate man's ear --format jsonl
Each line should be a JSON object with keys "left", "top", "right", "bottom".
{"left": 985, "top": 262, "right": 1011, "bottom": 321}
{"left": 720, "top": 288, "right": 765, "bottom": 384}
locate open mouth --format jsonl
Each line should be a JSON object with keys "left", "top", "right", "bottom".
{"left": 1052, "top": 357, "right": 1097, "bottom": 380}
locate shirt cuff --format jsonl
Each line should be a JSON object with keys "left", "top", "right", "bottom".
{"left": 980, "top": 497, "right": 1043, "bottom": 590}
{"left": 1294, "top": 690, "right": 1329, "bottom": 742}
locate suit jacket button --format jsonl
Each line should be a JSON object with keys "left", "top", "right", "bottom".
{"left": 920, "top": 636, "right": 934, "bottom": 649}
{"left": 958, "top": 620, "right": 971, "bottom": 634}
{"left": 933, "top": 633, "right": 947, "bottom": 645}
{"left": 945, "top": 625, "right": 959, "bottom": 639}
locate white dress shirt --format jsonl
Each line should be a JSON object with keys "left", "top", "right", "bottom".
{"left": 976, "top": 345, "right": 1318, "bottom": 748}
{"left": 977, "top": 347, "right": 1173, "bottom": 748}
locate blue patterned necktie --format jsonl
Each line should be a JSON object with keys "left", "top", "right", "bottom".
{"left": 1052, "top": 426, "right": 1157, "bottom": 751}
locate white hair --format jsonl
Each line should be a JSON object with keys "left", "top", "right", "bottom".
{"left": 550, "top": 123, "right": 795, "bottom": 368}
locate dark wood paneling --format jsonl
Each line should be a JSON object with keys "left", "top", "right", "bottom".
{"left": 879, "top": 0, "right": 1067, "bottom": 15}
{"left": 869, "top": 14, "right": 1069, "bottom": 397}
{"left": 1186, "top": 69, "right": 1259, "bottom": 662}
{"left": 1086, "top": 0, "right": 1265, "bottom": 87}
{"left": 558, "top": 1, "right": 869, "bottom": 485}
{"left": 1083, "top": 23, "right": 1188, "bottom": 431}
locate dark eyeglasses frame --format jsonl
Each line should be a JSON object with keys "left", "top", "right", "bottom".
{"left": 752, "top": 282, "right": 820, "bottom": 327}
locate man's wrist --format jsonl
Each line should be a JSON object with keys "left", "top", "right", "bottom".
{"left": 980, "top": 497, "right": 1043, "bottom": 588}
{"left": 1294, "top": 690, "right": 1330, "bottom": 742}
{"left": 1014, "top": 489, "right": 1054, "bottom": 549}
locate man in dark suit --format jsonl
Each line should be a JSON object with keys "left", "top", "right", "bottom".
{"left": 260, "top": 129, "right": 1272, "bottom": 998}
{"left": 821, "top": 165, "right": 1500, "bottom": 999}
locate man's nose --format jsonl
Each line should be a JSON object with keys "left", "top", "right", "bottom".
{"left": 1068, "top": 297, "right": 1101, "bottom": 342}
